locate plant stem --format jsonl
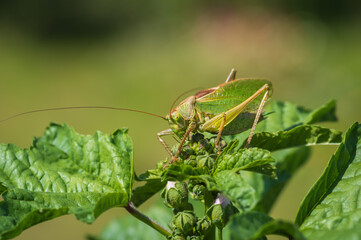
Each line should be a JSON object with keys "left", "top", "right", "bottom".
{"left": 125, "top": 201, "right": 171, "bottom": 237}
{"left": 218, "top": 228, "right": 223, "bottom": 240}
{"left": 204, "top": 190, "right": 215, "bottom": 213}
{"left": 204, "top": 190, "right": 216, "bottom": 240}
{"left": 205, "top": 226, "right": 216, "bottom": 240}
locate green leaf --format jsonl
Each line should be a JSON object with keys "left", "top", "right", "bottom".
{"left": 262, "top": 99, "right": 337, "bottom": 132}
{"left": 221, "top": 100, "right": 336, "bottom": 214}
{"left": 245, "top": 125, "right": 342, "bottom": 151}
{"left": 303, "top": 99, "right": 337, "bottom": 124}
{"left": 301, "top": 226, "right": 361, "bottom": 240}
{"left": 137, "top": 168, "right": 162, "bottom": 181}
{"left": 0, "top": 123, "right": 134, "bottom": 239}
{"left": 213, "top": 170, "right": 256, "bottom": 210}
{"left": 214, "top": 147, "right": 276, "bottom": 179}
{"left": 131, "top": 169, "right": 165, "bottom": 207}
{"left": 226, "top": 211, "right": 305, "bottom": 240}
{"left": 296, "top": 123, "right": 361, "bottom": 239}
{"left": 91, "top": 202, "right": 172, "bottom": 240}
{"left": 161, "top": 164, "right": 210, "bottom": 182}
{"left": 132, "top": 179, "right": 166, "bottom": 207}
{"left": 275, "top": 147, "right": 312, "bottom": 174}
{"left": 214, "top": 145, "right": 310, "bottom": 213}
{"left": 252, "top": 147, "right": 311, "bottom": 213}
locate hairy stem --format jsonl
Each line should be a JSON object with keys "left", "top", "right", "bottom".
{"left": 125, "top": 201, "right": 171, "bottom": 237}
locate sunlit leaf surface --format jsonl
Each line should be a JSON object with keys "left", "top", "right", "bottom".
{"left": 0, "top": 124, "right": 134, "bottom": 239}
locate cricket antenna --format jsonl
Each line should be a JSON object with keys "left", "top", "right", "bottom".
{"left": 0, "top": 106, "right": 166, "bottom": 123}
{"left": 169, "top": 87, "right": 202, "bottom": 116}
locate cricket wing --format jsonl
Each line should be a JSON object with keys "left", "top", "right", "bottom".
{"left": 195, "top": 78, "right": 272, "bottom": 117}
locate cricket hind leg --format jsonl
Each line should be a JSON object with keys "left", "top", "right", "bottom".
{"left": 244, "top": 85, "right": 271, "bottom": 148}
{"left": 225, "top": 68, "right": 237, "bottom": 83}
{"left": 157, "top": 129, "right": 174, "bottom": 157}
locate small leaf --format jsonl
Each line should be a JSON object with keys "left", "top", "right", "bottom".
{"left": 213, "top": 170, "right": 256, "bottom": 210}
{"left": 255, "top": 220, "right": 305, "bottom": 240}
{"left": 263, "top": 99, "right": 337, "bottom": 131}
{"left": 0, "top": 123, "right": 134, "bottom": 239}
{"left": 244, "top": 125, "right": 342, "bottom": 151}
{"left": 296, "top": 123, "right": 361, "bottom": 239}
{"left": 226, "top": 211, "right": 305, "bottom": 240}
{"left": 303, "top": 99, "right": 337, "bottom": 124}
{"left": 131, "top": 179, "right": 166, "bottom": 207}
{"left": 132, "top": 169, "right": 165, "bottom": 207}
{"left": 214, "top": 147, "right": 276, "bottom": 179}
{"left": 161, "top": 164, "right": 210, "bottom": 182}
{"left": 137, "top": 168, "right": 163, "bottom": 181}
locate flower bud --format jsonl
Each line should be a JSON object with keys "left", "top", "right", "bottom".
{"left": 189, "top": 183, "right": 206, "bottom": 200}
{"left": 171, "top": 211, "right": 197, "bottom": 235}
{"left": 196, "top": 154, "right": 215, "bottom": 169}
{"left": 162, "top": 181, "right": 189, "bottom": 209}
{"left": 206, "top": 193, "right": 238, "bottom": 229}
{"left": 196, "top": 217, "right": 212, "bottom": 235}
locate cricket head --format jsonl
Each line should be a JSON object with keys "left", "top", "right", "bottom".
{"left": 165, "top": 110, "right": 188, "bottom": 137}
{"left": 166, "top": 96, "right": 196, "bottom": 137}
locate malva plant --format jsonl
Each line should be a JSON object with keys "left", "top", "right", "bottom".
{"left": 0, "top": 70, "right": 360, "bottom": 240}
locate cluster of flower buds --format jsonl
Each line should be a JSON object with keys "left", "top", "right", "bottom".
{"left": 169, "top": 211, "right": 212, "bottom": 239}
{"left": 175, "top": 133, "right": 224, "bottom": 172}
{"left": 161, "top": 133, "right": 236, "bottom": 239}
{"left": 163, "top": 180, "right": 239, "bottom": 239}
{"left": 162, "top": 181, "right": 214, "bottom": 239}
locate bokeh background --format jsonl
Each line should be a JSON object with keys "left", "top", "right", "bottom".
{"left": 0, "top": 1, "right": 360, "bottom": 239}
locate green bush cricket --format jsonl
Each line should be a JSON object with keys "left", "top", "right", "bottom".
{"left": 158, "top": 69, "right": 272, "bottom": 163}
{"left": 0, "top": 69, "right": 271, "bottom": 164}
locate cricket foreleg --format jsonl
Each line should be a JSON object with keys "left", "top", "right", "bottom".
{"left": 172, "top": 121, "right": 197, "bottom": 163}
{"left": 225, "top": 68, "right": 237, "bottom": 83}
{"left": 215, "top": 113, "right": 226, "bottom": 154}
{"left": 244, "top": 86, "right": 270, "bottom": 148}
{"left": 157, "top": 129, "right": 174, "bottom": 157}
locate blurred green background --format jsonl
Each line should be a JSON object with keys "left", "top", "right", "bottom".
{"left": 0, "top": 1, "right": 360, "bottom": 239}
